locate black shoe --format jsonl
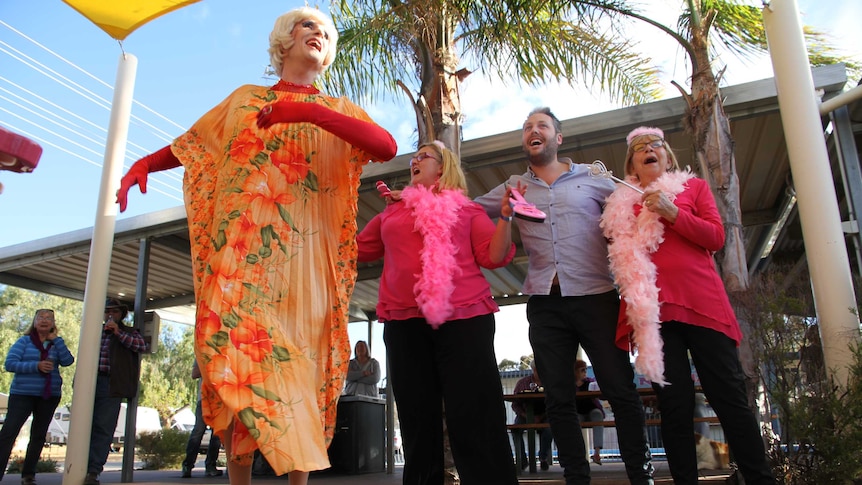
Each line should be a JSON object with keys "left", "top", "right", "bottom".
{"left": 83, "top": 473, "right": 100, "bottom": 485}
{"left": 519, "top": 457, "right": 528, "bottom": 470}
{"left": 181, "top": 464, "right": 192, "bottom": 479}
{"left": 540, "top": 460, "right": 550, "bottom": 471}
{"left": 22, "top": 475, "right": 36, "bottom": 485}
{"left": 205, "top": 469, "right": 223, "bottom": 477}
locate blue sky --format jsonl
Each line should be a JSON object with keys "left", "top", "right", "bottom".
{"left": 1, "top": 0, "right": 860, "bottom": 366}
{"left": 3, "top": 0, "right": 859, "bottom": 250}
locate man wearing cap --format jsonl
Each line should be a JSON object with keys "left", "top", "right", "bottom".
{"left": 84, "top": 298, "right": 148, "bottom": 485}
{"left": 475, "top": 107, "right": 654, "bottom": 485}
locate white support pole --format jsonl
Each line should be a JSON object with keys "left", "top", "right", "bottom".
{"left": 63, "top": 53, "right": 137, "bottom": 485}
{"left": 762, "top": 0, "right": 861, "bottom": 385}
{"left": 819, "top": 84, "right": 862, "bottom": 116}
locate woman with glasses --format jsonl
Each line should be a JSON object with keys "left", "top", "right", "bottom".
{"left": 357, "top": 141, "right": 518, "bottom": 484}
{"left": 0, "top": 309, "right": 74, "bottom": 485}
{"left": 600, "top": 127, "right": 775, "bottom": 484}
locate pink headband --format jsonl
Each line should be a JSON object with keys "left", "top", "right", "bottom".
{"left": 626, "top": 126, "right": 664, "bottom": 146}
{"left": 431, "top": 140, "right": 447, "bottom": 151}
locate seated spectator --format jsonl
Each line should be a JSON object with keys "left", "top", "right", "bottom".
{"left": 343, "top": 340, "right": 381, "bottom": 398}
{"left": 512, "top": 360, "right": 554, "bottom": 470}
{"left": 575, "top": 359, "right": 605, "bottom": 465}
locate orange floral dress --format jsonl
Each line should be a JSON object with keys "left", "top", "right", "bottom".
{"left": 171, "top": 84, "right": 383, "bottom": 474}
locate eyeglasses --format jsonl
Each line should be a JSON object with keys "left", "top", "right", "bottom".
{"left": 35, "top": 310, "right": 55, "bottom": 321}
{"left": 410, "top": 152, "right": 439, "bottom": 165}
{"left": 631, "top": 139, "right": 664, "bottom": 152}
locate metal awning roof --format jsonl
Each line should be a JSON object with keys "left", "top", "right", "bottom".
{"left": 1, "top": 64, "right": 858, "bottom": 322}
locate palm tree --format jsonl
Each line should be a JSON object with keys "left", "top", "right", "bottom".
{"left": 570, "top": 0, "right": 765, "bottom": 292}
{"left": 585, "top": 0, "right": 858, "bottom": 291}
{"left": 591, "top": 0, "right": 860, "bottom": 424}
{"left": 324, "top": 0, "right": 663, "bottom": 154}
{"left": 324, "top": 0, "right": 857, "bottom": 293}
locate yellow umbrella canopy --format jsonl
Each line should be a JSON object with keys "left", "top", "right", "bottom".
{"left": 62, "top": 0, "right": 201, "bottom": 40}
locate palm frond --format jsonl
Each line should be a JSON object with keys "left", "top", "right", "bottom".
{"left": 679, "top": 0, "right": 767, "bottom": 60}
{"left": 326, "top": 0, "right": 662, "bottom": 106}
{"left": 804, "top": 26, "right": 862, "bottom": 82}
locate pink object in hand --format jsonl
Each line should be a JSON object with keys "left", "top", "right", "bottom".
{"left": 0, "top": 126, "right": 42, "bottom": 173}
{"left": 509, "top": 188, "right": 546, "bottom": 222}
{"left": 376, "top": 180, "right": 391, "bottom": 198}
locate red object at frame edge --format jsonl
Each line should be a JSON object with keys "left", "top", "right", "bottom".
{"left": 0, "top": 125, "right": 42, "bottom": 173}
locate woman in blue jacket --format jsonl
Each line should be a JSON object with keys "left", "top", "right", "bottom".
{"left": 0, "top": 309, "right": 75, "bottom": 485}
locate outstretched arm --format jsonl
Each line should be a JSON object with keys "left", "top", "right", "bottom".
{"left": 488, "top": 184, "right": 518, "bottom": 264}
{"left": 117, "top": 145, "right": 182, "bottom": 212}
{"left": 256, "top": 101, "right": 397, "bottom": 161}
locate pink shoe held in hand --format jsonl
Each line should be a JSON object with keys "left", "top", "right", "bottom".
{"left": 509, "top": 188, "right": 546, "bottom": 222}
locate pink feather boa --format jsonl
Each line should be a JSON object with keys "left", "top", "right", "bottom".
{"left": 600, "top": 170, "right": 694, "bottom": 385}
{"left": 401, "top": 185, "right": 471, "bottom": 329}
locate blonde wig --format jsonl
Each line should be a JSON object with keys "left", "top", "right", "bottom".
{"left": 268, "top": 7, "right": 338, "bottom": 76}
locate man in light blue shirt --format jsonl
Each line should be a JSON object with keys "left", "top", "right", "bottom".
{"left": 475, "top": 107, "right": 653, "bottom": 485}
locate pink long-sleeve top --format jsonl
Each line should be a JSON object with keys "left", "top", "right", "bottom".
{"left": 357, "top": 199, "right": 515, "bottom": 324}
{"left": 616, "top": 177, "right": 743, "bottom": 348}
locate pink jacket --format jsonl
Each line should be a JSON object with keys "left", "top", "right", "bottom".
{"left": 357, "top": 197, "right": 515, "bottom": 325}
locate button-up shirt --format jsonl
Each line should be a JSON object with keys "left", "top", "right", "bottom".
{"left": 474, "top": 160, "right": 616, "bottom": 296}
{"left": 98, "top": 325, "right": 148, "bottom": 374}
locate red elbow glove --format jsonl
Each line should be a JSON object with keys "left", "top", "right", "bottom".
{"left": 117, "top": 145, "right": 181, "bottom": 212}
{"left": 257, "top": 101, "right": 397, "bottom": 161}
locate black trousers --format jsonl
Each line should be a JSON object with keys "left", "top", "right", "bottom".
{"left": 527, "top": 290, "right": 653, "bottom": 485}
{"left": 384, "top": 314, "right": 517, "bottom": 485}
{"left": 0, "top": 393, "right": 61, "bottom": 479}
{"left": 654, "top": 321, "right": 775, "bottom": 484}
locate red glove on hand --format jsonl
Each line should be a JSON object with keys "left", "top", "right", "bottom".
{"left": 256, "top": 101, "right": 318, "bottom": 128}
{"left": 256, "top": 101, "right": 397, "bottom": 161}
{"left": 117, "top": 145, "right": 181, "bottom": 212}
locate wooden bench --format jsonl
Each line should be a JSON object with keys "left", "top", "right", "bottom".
{"left": 503, "top": 387, "right": 719, "bottom": 474}
{"left": 507, "top": 416, "right": 720, "bottom": 430}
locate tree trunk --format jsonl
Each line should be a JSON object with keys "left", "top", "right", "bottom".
{"left": 417, "top": 14, "right": 462, "bottom": 155}
{"left": 686, "top": 23, "right": 760, "bottom": 421}
{"left": 690, "top": 91, "right": 750, "bottom": 292}
{"left": 422, "top": 63, "right": 461, "bottom": 154}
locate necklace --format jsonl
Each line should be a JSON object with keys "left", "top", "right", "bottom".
{"left": 272, "top": 79, "right": 319, "bottom": 94}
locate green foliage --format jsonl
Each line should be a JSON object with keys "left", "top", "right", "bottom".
{"left": 0, "top": 285, "right": 199, "bottom": 419}
{"left": 498, "top": 353, "right": 533, "bottom": 371}
{"left": 804, "top": 26, "right": 862, "bottom": 85}
{"left": 761, "top": 343, "right": 862, "bottom": 484}
{"left": 6, "top": 456, "right": 59, "bottom": 474}
{"left": 678, "top": 0, "right": 767, "bottom": 58}
{"left": 138, "top": 325, "right": 197, "bottom": 423}
{"left": 0, "top": 287, "right": 82, "bottom": 407}
{"left": 136, "top": 428, "right": 188, "bottom": 470}
{"left": 736, "top": 268, "right": 862, "bottom": 484}
{"left": 327, "top": 0, "right": 662, "bottom": 105}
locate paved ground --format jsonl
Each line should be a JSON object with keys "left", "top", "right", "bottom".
{"left": 0, "top": 466, "right": 736, "bottom": 485}
{"left": 2, "top": 449, "right": 735, "bottom": 484}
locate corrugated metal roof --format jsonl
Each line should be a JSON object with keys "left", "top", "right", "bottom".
{"left": 0, "top": 64, "right": 857, "bottom": 322}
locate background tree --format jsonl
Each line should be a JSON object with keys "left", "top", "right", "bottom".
{"left": 592, "top": 0, "right": 860, "bottom": 291}
{"left": 0, "top": 286, "right": 82, "bottom": 406}
{"left": 497, "top": 358, "right": 520, "bottom": 372}
{"left": 325, "top": 0, "right": 662, "bottom": 153}
{"left": 0, "top": 286, "right": 197, "bottom": 424}
{"left": 735, "top": 266, "right": 862, "bottom": 483}
{"left": 138, "top": 326, "right": 197, "bottom": 424}
{"left": 589, "top": 1, "right": 860, "bottom": 421}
